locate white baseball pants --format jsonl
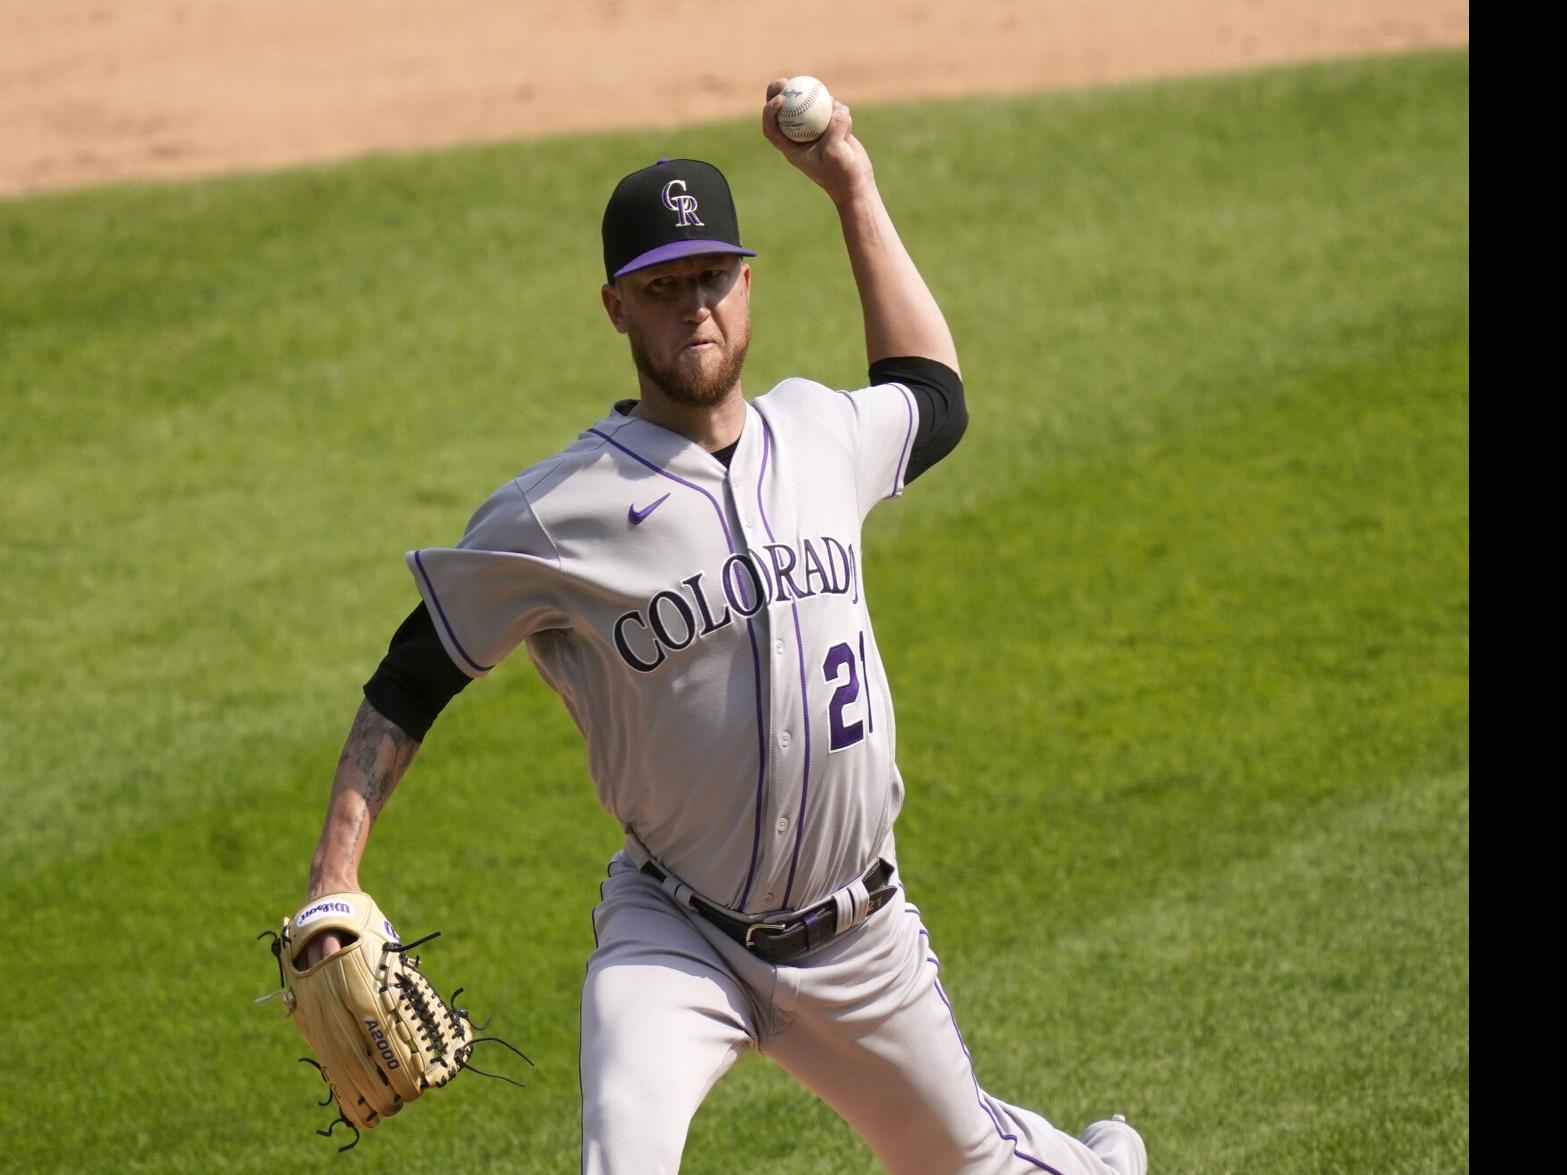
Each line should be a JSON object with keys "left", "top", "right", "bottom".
{"left": 579, "top": 856, "right": 1132, "bottom": 1174}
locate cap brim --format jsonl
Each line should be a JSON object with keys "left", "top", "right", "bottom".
{"left": 612, "top": 239, "right": 757, "bottom": 280}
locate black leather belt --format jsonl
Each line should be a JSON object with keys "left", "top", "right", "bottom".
{"left": 640, "top": 859, "right": 897, "bottom": 963}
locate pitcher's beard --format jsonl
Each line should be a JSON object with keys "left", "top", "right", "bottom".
{"left": 629, "top": 326, "right": 751, "bottom": 409}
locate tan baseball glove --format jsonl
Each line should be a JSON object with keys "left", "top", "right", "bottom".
{"left": 260, "top": 892, "right": 511, "bottom": 1150}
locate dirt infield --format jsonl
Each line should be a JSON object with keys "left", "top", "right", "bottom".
{"left": 2, "top": 0, "right": 1467, "bottom": 197}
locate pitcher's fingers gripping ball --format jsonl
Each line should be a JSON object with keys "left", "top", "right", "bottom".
{"left": 775, "top": 75, "right": 834, "bottom": 142}
{"left": 258, "top": 892, "right": 530, "bottom": 1151}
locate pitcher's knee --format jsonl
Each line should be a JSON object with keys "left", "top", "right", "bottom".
{"left": 581, "top": 1077, "right": 690, "bottom": 1174}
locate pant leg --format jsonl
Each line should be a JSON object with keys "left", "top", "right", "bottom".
{"left": 579, "top": 864, "right": 758, "bottom": 1175}
{"left": 763, "top": 895, "right": 1122, "bottom": 1175}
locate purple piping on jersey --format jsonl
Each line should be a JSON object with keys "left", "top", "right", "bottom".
{"left": 780, "top": 603, "right": 813, "bottom": 908}
{"left": 929, "top": 971, "right": 1062, "bottom": 1174}
{"left": 412, "top": 549, "right": 495, "bottom": 674}
{"left": 752, "top": 414, "right": 773, "bottom": 546}
{"left": 750, "top": 417, "right": 814, "bottom": 910}
{"left": 734, "top": 619, "right": 769, "bottom": 910}
{"left": 734, "top": 418, "right": 778, "bottom": 911}
{"left": 859, "top": 630, "right": 875, "bottom": 735}
{"left": 892, "top": 384, "right": 916, "bottom": 498}
{"left": 586, "top": 426, "right": 770, "bottom": 914}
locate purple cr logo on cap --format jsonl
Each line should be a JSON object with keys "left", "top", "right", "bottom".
{"left": 661, "top": 180, "right": 705, "bottom": 228}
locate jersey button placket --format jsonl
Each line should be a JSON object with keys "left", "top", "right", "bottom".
{"left": 730, "top": 461, "right": 794, "bottom": 901}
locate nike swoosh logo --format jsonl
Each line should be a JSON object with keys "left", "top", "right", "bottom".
{"left": 628, "top": 493, "right": 671, "bottom": 526}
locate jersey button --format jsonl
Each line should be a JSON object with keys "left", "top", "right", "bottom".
{"left": 774, "top": 639, "right": 785, "bottom": 655}
{"left": 779, "top": 731, "right": 791, "bottom": 748}
{"left": 775, "top": 816, "right": 789, "bottom": 834}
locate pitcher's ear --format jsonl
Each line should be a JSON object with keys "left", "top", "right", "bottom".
{"left": 601, "top": 282, "right": 628, "bottom": 334}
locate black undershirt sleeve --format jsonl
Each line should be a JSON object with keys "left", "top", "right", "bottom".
{"left": 362, "top": 602, "right": 472, "bottom": 742}
{"left": 868, "top": 356, "right": 967, "bottom": 483}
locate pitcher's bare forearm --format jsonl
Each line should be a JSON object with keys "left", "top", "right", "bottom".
{"left": 834, "top": 183, "right": 960, "bottom": 374}
{"left": 307, "top": 699, "right": 420, "bottom": 899}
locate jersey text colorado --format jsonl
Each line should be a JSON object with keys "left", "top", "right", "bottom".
{"left": 613, "top": 536, "right": 859, "bottom": 672}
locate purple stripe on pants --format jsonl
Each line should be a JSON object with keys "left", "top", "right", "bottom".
{"left": 928, "top": 967, "right": 1065, "bottom": 1175}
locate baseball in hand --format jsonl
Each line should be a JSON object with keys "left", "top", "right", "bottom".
{"left": 776, "top": 76, "right": 834, "bottom": 143}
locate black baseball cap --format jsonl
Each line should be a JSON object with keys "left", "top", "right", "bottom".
{"left": 602, "top": 157, "right": 757, "bottom": 281}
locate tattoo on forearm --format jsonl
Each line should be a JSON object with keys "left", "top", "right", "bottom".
{"left": 337, "top": 701, "right": 418, "bottom": 860}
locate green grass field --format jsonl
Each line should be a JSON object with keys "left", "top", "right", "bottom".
{"left": 1, "top": 50, "right": 1468, "bottom": 1172}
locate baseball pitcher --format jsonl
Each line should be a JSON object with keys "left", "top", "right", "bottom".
{"left": 290, "top": 78, "right": 1148, "bottom": 1174}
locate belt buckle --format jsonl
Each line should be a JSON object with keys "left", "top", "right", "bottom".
{"left": 743, "top": 921, "right": 789, "bottom": 950}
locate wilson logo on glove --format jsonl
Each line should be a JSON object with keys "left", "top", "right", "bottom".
{"left": 294, "top": 899, "right": 354, "bottom": 928}
{"left": 257, "top": 891, "right": 531, "bottom": 1151}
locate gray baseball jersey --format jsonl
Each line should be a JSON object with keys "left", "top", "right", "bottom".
{"left": 409, "top": 377, "right": 917, "bottom": 914}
